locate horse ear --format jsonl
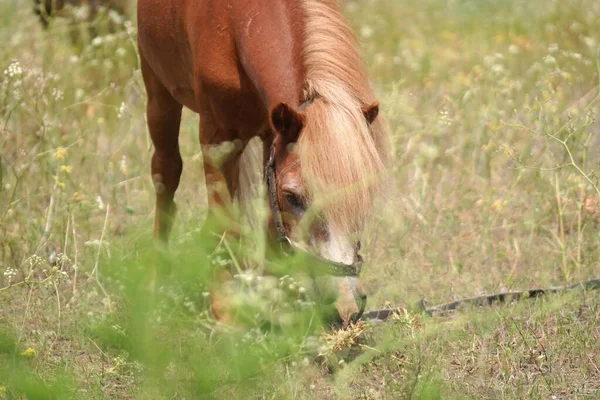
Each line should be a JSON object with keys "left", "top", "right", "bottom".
{"left": 362, "top": 101, "right": 379, "bottom": 125}
{"left": 271, "top": 103, "right": 305, "bottom": 143}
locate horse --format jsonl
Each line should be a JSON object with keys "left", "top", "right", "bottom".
{"left": 137, "top": 0, "right": 389, "bottom": 326}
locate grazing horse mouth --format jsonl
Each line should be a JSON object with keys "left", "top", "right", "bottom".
{"left": 264, "top": 139, "right": 367, "bottom": 324}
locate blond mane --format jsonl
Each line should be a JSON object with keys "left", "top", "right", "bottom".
{"left": 299, "top": 0, "right": 390, "bottom": 233}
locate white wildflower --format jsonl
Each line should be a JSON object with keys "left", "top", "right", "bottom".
{"left": 117, "top": 102, "right": 126, "bottom": 119}
{"left": 52, "top": 88, "right": 64, "bottom": 101}
{"left": 3, "top": 60, "right": 23, "bottom": 78}
{"left": 439, "top": 110, "right": 452, "bottom": 126}
{"left": 582, "top": 36, "right": 596, "bottom": 49}
{"left": 96, "top": 195, "right": 105, "bottom": 210}
{"left": 119, "top": 155, "right": 128, "bottom": 174}
{"left": 124, "top": 20, "right": 135, "bottom": 35}
{"left": 75, "top": 88, "right": 85, "bottom": 100}
{"left": 108, "top": 9, "right": 124, "bottom": 24}
{"left": 360, "top": 25, "right": 373, "bottom": 39}
{"left": 3, "top": 268, "right": 17, "bottom": 280}
{"left": 26, "top": 255, "right": 46, "bottom": 270}
{"left": 491, "top": 64, "right": 505, "bottom": 74}
{"left": 73, "top": 5, "right": 91, "bottom": 21}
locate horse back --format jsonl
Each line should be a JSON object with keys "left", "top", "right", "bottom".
{"left": 138, "top": 0, "right": 305, "bottom": 137}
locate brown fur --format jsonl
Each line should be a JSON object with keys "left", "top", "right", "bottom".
{"left": 137, "top": 0, "right": 388, "bottom": 323}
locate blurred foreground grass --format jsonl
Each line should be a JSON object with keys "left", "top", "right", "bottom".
{"left": 1, "top": 0, "right": 600, "bottom": 398}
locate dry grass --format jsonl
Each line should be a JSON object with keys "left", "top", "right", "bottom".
{"left": 1, "top": 0, "right": 600, "bottom": 398}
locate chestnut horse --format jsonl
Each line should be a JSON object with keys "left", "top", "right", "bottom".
{"left": 137, "top": 0, "right": 389, "bottom": 325}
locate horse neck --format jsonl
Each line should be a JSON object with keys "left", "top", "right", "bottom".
{"left": 230, "top": 0, "right": 308, "bottom": 110}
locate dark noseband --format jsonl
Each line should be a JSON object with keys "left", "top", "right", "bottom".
{"left": 265, "top": 100, "right": 363, "bottom": 277}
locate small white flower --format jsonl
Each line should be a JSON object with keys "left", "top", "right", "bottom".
{"left": 96, "top": 195, "right": 105, "bottom": 210}
{"left": 374, "top": 53, "right": 385, "bottom": 65}
{"left": 548, "top": 43, "right": 559, "bottom": 53}
{"left": 117, "top": 102, "right": 126, "bottom": 119}
{"left": 582, "top": 36, "right": 596, "bottom": 49}
{"left": 508, "top": 44, "right": 519, "bottom": 55}
{"left": 124, "top": 20, "right": 135, "bottom": 35}
{"left": 52, "top": 88, "right": 64, "bottom": 101}
{"left": 491, "top": 64, "right": 505, "bottom": 74}
{"left": 108, "top": 9, "right": 124, "bottom": 25}
{"left": 75, "top": 88, "right": 85, "bottom": 100}
{"left": 119, "top": 155, "right": 128, "bottom": 174}
{"left": 438, "top": 110, "right": 452, "bottom": 126}
{"left": 91, "top": 37, "right": 103, "bottom": 47}
{"left": 26, "top": 255, "right": 46, "bottom": 270}
{"left": 3, "top": 60, "right": 23, "bottom": 78}
{"left": 3, "top": 268, "right": 17, "bottom": 279}
{"left": 360, "top": 25, "right": 373, "bottom": 39}
{"left": 544, "top": 55, "right": 557, "bottom": 65}
{"left": 73, "top": 5, "right": 91, "bottom": 21}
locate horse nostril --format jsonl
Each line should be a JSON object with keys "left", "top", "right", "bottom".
{"left": 355, "top": 241, "right": 361, "bottom": 252}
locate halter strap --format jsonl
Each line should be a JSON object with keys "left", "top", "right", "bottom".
{"left": 264, "top": 101, "right": 363, "bottom": 277}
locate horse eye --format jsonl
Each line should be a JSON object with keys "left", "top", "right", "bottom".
{"left": 284, "top": 192, "right": 304, "bottom": 209}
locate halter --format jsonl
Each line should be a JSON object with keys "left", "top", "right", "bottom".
{"left": 264, "top": 101, "right": 363, "bottom": 277}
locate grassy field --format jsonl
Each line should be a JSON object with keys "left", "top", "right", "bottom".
{"left": 1, "top": 0, "right": 600, "bottom": 398}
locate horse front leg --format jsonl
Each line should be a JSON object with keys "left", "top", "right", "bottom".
{"left": 141, "top": 55, "right": 183, "bottom": 245}
{"left": 199, "top": 126, "right": 247, "bottom": 323}
{"left": 200, "top": 131, "right": 245, "bottom": 237}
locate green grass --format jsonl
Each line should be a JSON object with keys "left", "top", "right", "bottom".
{"left": 1, "top": 0, "right": 600, "bottom": 398}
